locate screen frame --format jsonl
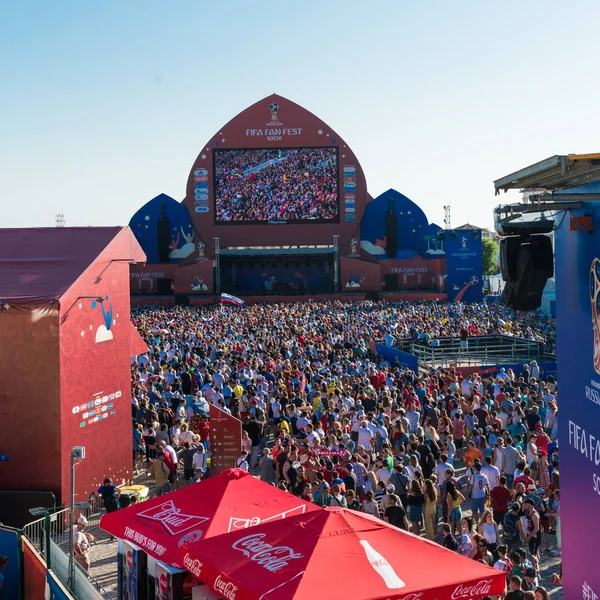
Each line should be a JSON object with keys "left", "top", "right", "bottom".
{"left": 212, "top": 146, "right": 340, "bottom": 226}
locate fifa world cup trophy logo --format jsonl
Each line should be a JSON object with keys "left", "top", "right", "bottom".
{"left": 269, "top": 102, "right": 279, "bottom": 122}
{"left": 350, "top": 238, "right": 358, "bottom": 254}
{"left": 590, "top": 258, "right": 600, "bottom": 374}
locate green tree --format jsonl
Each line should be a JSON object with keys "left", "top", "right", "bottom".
{"left": 482, "top": 237, "right": 499, "bottom": 275}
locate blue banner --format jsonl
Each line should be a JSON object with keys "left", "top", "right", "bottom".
{"left": 374, "top": 343, "right": 419, "bottom": 372}
{"left": 445, "top": 229, "right": 483, "bottom": 302}
{"left": 46, "top": 571, "right": 73, "bottom": 600}
{"left": 556, "top": 202, "right": 600, "bottom": 598}
{"left": 0, "top": 527, "right": 21, "bottom": 600}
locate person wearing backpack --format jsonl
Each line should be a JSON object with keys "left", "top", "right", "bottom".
{"left": 503, "top": 502, "right": 525, "bottom": 552}
{"left": 329, "top": 483, "right": 348, "bottom": 507}
{"left": 389, "top": 464, "right": 409, "bottom": 508}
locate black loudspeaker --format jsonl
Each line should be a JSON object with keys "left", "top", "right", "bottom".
{"left": 157, "top": 219, "right": 170, "bottom": 263}
{"left": 500, "top": 236, "right": 523, "bottom": 281}
{"left": 384, "top": 274, "right": 399, "bottom": 290}
{"left": 157, "top": 278, "right": 171, "bottom": 295}
{"left": 386, "top": 212, "right": 397, "bottom": 258}
{"left": 175, "top": 294, "right": 189, "bottom": 306}
{"left": 501, "top": 235, "right": 553, "bottom": 311}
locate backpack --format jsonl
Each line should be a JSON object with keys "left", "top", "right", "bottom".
{"left": 503, "top": 513, "right": 518, "bottom": 542}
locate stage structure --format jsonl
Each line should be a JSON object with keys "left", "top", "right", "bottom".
{"left": 128, "top": 94, "right": 482, "bottom": 301}
{"left": 0, "top": 227, "right": 146, "bottom": 505}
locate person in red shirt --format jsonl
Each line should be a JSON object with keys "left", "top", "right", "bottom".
{"left": 490, "top": 476, "right": 513, "bottom": 530}
{"left": 534, "top": 423, "right": 550, "bottom": 456}
{"left": 196, "top": 417, "right": 210, "bottom": 450}
{"left": 513, "top": 468, "right": 535, "bottom": 491}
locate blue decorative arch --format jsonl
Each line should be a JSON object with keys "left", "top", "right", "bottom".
{"left": 359, "top": 189, "right": 445, "bottom": 260}
{"left": 129, "top": 194, "right": 195, "bottom": 264}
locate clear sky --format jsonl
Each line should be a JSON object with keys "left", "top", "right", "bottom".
{"left": 2, "top": 0, "right": 599, "bottom": 230}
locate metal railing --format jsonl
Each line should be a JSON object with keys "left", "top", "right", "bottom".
{"left": 22, "top": 498, "right": 112, "bottom": 599}
{"left": 392, "top": 335, "right": 555, "bottom": 369}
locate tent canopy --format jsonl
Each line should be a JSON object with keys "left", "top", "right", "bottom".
{"left": 100, "top": 468, "right": 318, "bottom": 568}
{"left": 0, "top": 227, "right": 138, "bottom": 304}
{"left": 181, "top": 507, "right": 506, "bottom": 600}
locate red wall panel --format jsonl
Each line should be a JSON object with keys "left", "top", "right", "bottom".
{"left": 0, "top": 305, "right": 62, "bottom": 497}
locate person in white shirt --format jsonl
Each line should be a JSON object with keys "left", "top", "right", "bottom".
{"left": 192, "top": 446, "right": 207, "bottom": 479}
{"left": 170, "top": 421, "right": 182, "bottom": 447}
{"left": 235, "top": 450, "right": 249, "bottom": 471}
{"left": 434, "top": 454, "right": 453, "bottom": 488}
{"left": 73, "top": 516, "right": 94, "bottom": 572}
{"left": 460, "top": 377, "right": 473, "bottom": 397}
{"left": 178, "top": 423, "right": 194, "bottom": 447}
{"left": 357, "top": 421, "right": 374, "bottom": 449}
{"left": 482, "top": 456, "right": 500, "bottom": 490}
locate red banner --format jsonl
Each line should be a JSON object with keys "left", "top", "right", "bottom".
{"left": 315, "top": 450, "right": 346, "bottom": 457}
{"left": 22, "top": 537, "right": 47, "bottom": 600}
{"left": 208, "top": 404, "right": 242, "bottom": 475}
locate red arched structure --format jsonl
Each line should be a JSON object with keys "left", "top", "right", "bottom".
{"left": 183, "top": 93, "right": 367, "bottom": 249}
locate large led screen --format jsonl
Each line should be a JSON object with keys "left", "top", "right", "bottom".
{"left": 213, "top": 147, "right": 339, "bottom": 224}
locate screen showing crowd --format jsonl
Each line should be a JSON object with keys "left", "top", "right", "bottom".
{"left": 214, "top": 147, "right": 339, "bottom": 224}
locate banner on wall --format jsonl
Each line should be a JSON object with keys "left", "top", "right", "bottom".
{"left": 208, "top": 404, "right": 242, "bottom": 475}
{"left": 0, "top": 527, "right": 21, "bottom": 600}
{"left": 445, "top": 230, "right": 483, "bottom": 302}
{"left": 556, "top": 202, "right": 600, "bottom": 598}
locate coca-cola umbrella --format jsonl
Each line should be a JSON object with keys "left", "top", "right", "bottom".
{"left": 100, "top": 468, "right": 319, "bottom": 568}
{"left": 180, "top": 507, "right": 506, "bottom": 600}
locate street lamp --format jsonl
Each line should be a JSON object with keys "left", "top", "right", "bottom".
{"left": 68, "top": 446, "right": 86, "bottom": 591}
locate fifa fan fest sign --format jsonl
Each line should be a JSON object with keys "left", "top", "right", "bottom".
{"left": 444, "top": 229, "right": 483, "bottom": 302}
{"left": 556, "top": 203, "right": 600, "bottom": 598}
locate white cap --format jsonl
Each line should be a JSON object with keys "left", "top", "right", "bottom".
{"left": 77, "top": 515, "right": 89, "bottom": 525}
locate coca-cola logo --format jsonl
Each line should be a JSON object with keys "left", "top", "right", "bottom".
{"left": 126, "top": 551, "right": 133, "bottom": 571}
{"left": 451, "top": 580, "right": 493, "bottom": 599}
{"left": 214, "top": 574, "right": 238, "bottom": 600}
{"left": 183, "top": 575, "right": 195, "bottom": 595}
{"left": 159, "top": 574, "right": 168, "bottom": 594}
{"left": 231, "top": 533, "right": 304, "bottom": 573}
{"left": 182, "top": 552, "right": 203, "bottom": 578}
{"left": 399, "top": 594, "right": 424, "bottom": 600}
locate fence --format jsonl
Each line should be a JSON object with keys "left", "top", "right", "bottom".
{"left": 21, "top": 497, "right": 113, "bottom": 599}
{"left": 394, "top": 335, "right": 555, "bottom": 370}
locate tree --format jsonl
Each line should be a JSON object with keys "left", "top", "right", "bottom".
{"left": 482, "top": 237, "right": 499, "bottom": 275}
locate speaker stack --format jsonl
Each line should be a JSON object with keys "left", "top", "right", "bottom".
{"left": 500, "top": 228, "right": 554, "bottom": 311}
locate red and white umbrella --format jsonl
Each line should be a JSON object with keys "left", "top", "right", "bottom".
{"left": 100, "top": 468, "right": 318, "bottom": 568}
{"left": 181, "top": 507, "right": 506, "bottom": 600}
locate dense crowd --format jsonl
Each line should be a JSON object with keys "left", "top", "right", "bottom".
{"left": 123, "top": 300, "right": 559, "bottom": 599}
{"left": 214, "top": 147, "right": 338, "bottom": 222}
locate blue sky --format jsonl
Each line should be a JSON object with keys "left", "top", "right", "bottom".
{"left": 2, "top": 1, "right": 599, "bottom": 230}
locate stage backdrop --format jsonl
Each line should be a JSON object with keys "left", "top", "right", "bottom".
{"left": 556, "top": 202, "right": 600, "bottom": 599}
{"left": 444, "top": 229, "right": 483, "bottom": 302}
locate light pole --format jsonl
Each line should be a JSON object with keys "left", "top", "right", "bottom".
{"left": 68, "top": 446, "right": 86, "bottom": 591}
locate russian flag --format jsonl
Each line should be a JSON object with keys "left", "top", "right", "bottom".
{"left": 167, "top": 319, "right": 178, "bottom": 326}
{"left": 220, "top": 293, "right": 244, "bottom": 307}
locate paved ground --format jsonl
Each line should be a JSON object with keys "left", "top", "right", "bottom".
{"left": 87, "top": 465, "right": 563, "bottom": 599}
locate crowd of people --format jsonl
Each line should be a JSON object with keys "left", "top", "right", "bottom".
{"left": 128, "top": 300, "right": 560, "bottom": 599}
{"left": 214, "top": 147, "right": 338, "bottom": 222}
